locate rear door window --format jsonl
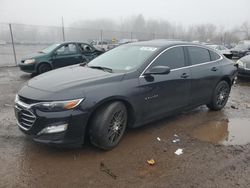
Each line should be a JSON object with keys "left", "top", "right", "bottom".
{"left": 79, "top": 44, "right": 94, "bottom": 53}
{"left": 209, "top": 50, "right": 221, "bottom": 61}
{"left": 187, "top": 46, "right": 211, "bottom": 65}
{"left": 152, "top": 46, "right": 185, "bottom": 69}
{"left": 56, "top": 44, "right": 77, "bottom": 55}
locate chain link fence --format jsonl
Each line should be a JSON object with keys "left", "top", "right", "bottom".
{"left": 0, "top": 23, "right": 177, "bottom": 67}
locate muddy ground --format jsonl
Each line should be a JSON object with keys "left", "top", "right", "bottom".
{"left": 0, "top": 66, "right": 250, "bottom": 188}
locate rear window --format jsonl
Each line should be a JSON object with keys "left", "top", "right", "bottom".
{"left": 209, "top": 50, "right": 221, "bottom": 61}
{"left": 187, "top": 46, "right": 211, "bottom": 65}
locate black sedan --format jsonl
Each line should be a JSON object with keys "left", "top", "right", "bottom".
{"left": 19, "top": 42, "right": 104, "bottom": 74}
{"left": 237, "top": 55, "right": 250, "bottom": 78}
{"left": 14, "top": 40, "right": 237, "bottom": 150}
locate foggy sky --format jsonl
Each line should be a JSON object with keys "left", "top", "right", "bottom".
{"left": 0, "top": 0, "right": 249, "bottom": 29}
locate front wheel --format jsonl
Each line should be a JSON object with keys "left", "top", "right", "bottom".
{"left": 37, "top": 63, "right": 52, "bottom": 74}
{"left": 207, "top": 81, "right": 231, "bottom": 111}
{"left": 89, "top": 102, "right": 127, "bottom": 150}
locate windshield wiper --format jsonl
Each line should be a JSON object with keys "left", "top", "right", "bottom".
{"left": 88, "top": 66, "right": 113, "bottom": 73}
{"left": 79, "top": 62, "right": 87, "bottom": 66}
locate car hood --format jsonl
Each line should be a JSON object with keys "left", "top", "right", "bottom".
{"left": 22, "top": 52, "right": 47, "bottom": 60}
{"left": 240, "top": 55, "right": 250, "bottom": 63}
{"left": 19, "top": 65, "right": 125, "bottom": 101}
{"left": 231, "top": 47, "right": 247, "bottom": 52}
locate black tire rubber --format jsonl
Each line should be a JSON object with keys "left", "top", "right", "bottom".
{"left": 38, "top": 63, "right": 52, "bottom": 74}
{"left": 89, "top": 101, "right": 127, "bottom": 150}
{"left": 207, "top": 81, "right": 231, "bottom": 111}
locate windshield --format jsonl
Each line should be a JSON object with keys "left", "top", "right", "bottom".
{"left": 41, "top": 44, "right": 60, "bottom": 53}
{"left": 88, "top": 45, "right": 158, "bottom": 72}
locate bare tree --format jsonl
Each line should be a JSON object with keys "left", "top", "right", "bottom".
{"left": 241, "top": 21, "right": 250, "bottom": 39}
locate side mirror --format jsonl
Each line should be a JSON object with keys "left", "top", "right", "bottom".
{"left": 144, "top": 66, "right": 171, "bottom": 76}
{"left": 53, "top": 51, "right": 58, "bottom": 56}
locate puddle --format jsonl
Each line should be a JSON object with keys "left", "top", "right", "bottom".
{"left": 190, "top": 118, "right": 250, "bottom": 146}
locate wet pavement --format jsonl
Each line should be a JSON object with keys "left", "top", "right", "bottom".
{"left": 0, "top": 67, "right": 250, "bottom": 188}
{"left": 190, "top": 118, "right": 250, "bottom": 146}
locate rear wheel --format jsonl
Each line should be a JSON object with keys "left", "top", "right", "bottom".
{"left": 207, "top": 81, "right": 230, "bottom": 111}
{"left": 38, "top": 63, "right": 51, "bottom": 74}
{"left": 89, "top": 102, "right": 127, "bottom": 150}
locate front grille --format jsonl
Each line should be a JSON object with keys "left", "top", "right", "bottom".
{"left": 15, "top": 104, "right": 36, "bottom": 131}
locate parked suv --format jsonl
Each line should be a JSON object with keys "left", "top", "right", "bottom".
{"left": 14, "top": 41, "right": 237, "bottom": 150}
{"left": 19, "top": 42, "right": 104, "bottom": 74}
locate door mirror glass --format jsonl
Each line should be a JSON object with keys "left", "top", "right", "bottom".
{"left": 144, "top": 66, "right": 170, "bottom": 76}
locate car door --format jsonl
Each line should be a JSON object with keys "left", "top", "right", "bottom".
{"left": 139, "top": 46, "right": 191, "bottom": 121}
{"left": 186, "top": 46, "right": 222, "bottom": 106}
{"left": 52, "top": 43, "right": 82, "bottom": 68}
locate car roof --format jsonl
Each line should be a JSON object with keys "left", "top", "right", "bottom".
{"left": 59, "top": 41, "right": 90, "bottom": 45}
{"left": 206, "top": 44, "right": 219, "bottom": 46}
{"left": 127, "top": 40, "right": 203, "bottom": 49}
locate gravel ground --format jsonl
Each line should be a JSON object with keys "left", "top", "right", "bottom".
{"left": 0, "top": 67, "right": 250, "bottom": 188}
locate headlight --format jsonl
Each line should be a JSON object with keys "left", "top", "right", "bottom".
{"left": 24, "top": 59, "right": 35, "bottom": 64}
{"left": 33, "top": 98, "right": 84, "bottom": 112}
{"left": 237, "top": 60, "right": 246, "bottom": 68}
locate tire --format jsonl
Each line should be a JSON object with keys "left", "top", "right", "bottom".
{"left": 38, "top": 63, "right": 52, "bottom": 74}
{"left": 89, "top": 101, "right": 127, "bottom": 150}
{"left": 207, "top": 81, "right": 231, "bottom": 111}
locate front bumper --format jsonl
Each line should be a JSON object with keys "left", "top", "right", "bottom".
{"left": 19, "top": 63, "right": 36, "bottom": 73}
{"left": 15, "top": 101, "right": 89, "bottom": 147}
{"left": 237, "top": 68, "right": 250, "bottom": 78}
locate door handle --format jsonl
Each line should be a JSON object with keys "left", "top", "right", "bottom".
{"left": 211, "top": 67, "right": 218, "bottom": 71}
{"left": 181, "top": 73, "right": 189, "bottom": 79}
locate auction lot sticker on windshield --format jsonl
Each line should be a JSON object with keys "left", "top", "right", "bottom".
{"left": 140, "top": 47, "right": 158, "bottom": 51}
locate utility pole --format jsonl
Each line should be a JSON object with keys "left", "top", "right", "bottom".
{"left": 62, "top": 16, "right": 65, "bottom": 42}
{"left": 9, "top": 23, "right": 17, "bottom": 66}
{"left": 100, "top": 29, "right": 103, "bottom": 43}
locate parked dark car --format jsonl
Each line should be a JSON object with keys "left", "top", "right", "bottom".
{"left": 19, "top": 42, "right": 104, "bottom": 74}
{"left": 237, "top": 55, "right": 250, "bottom": 78}
{"left": 206, "top": 44, "right": 233, "bottom": 59}
{"left": 230, "top": 44, "right": 250, "bottom": 58}
{"left": 14, "top": 41, "right": 237, "bottom": 150}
